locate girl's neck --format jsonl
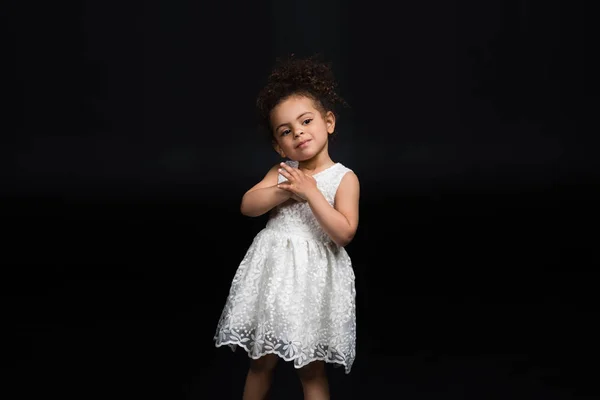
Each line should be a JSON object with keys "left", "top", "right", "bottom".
{"left": 297, "top": 154, "right": 335, "bottom": 175}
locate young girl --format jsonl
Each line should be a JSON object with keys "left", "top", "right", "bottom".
{"left": 214, "top": 55, "right": 359, "bottom": 400}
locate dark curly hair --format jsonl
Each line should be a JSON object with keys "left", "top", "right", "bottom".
{"left": 256, "top": 54, "right": 348, "bottom": 144}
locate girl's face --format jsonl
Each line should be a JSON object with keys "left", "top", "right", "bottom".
{"left": 270, "top": 95, "right": 335, "bottom": 161}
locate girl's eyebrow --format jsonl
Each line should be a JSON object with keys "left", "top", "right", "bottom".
{"left": 275, "top": 112, "right": 313, "bottom": 131}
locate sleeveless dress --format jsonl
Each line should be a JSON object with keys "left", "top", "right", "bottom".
{"left": 213, "top": 161, "right": 357, "bottom": 374}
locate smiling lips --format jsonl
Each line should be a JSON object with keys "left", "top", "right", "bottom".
{"left": 296, "top": 139, "right": 311, "bottom": 148}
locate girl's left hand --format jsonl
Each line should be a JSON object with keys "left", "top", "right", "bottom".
{"left": 277, "top": 162, "right": 319, "bottom": 201}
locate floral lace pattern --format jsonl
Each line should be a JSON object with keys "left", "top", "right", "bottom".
{"left": 214, "top": 162, "right": 356, "bottom": 374}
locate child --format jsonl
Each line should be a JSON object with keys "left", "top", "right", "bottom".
{"left": 214, "top": 55, "right": 359, "bottom": 400}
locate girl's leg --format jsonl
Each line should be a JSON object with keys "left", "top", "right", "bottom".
{"left": 297, "top": 361, "right": 329, "bottom": 400}
{"left": 243, "top": 354, "right": 279, "bottom": 400}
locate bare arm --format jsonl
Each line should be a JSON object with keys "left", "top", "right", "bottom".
{"left": 305, "top": 172, "right": 360, "bottom": 247}
{"left": 240, "top": 164, "right": 293, "bottom": 217}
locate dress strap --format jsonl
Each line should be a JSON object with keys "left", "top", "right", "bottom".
{"left": 328, "top": 164, "right": 353, "bottom": 197}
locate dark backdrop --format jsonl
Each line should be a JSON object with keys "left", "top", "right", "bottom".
{"left": 4, "top": 1, "right": 597, "bottom": 399}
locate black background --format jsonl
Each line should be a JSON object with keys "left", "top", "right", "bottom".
{"left": 4, "top": 0, "right": 598, "bottom": 398}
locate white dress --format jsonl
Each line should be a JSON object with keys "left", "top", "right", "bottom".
{"left": 214, "top": 161, "right": 357, "bottom": 374}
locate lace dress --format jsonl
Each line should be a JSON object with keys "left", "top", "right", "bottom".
{"left": 214, "top": 161, "right": 356, "bottom": 374}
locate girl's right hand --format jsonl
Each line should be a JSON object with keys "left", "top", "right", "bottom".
{"left": 279, "top": 180, "right": 304, "bottom": 202}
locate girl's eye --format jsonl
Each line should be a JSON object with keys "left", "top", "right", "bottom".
{"left": 281, "top": 129, "right": 290, "bottom": 136}
{"left": 303, "top": 119, "right": 312, "bottom": 125}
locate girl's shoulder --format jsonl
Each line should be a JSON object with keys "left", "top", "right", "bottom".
{"left": 332, "top": 163, "right": 354, "bottom": 180}
{"left": 324, "top": 163, "right": 356, "bottom": 198}
{"left": 336, "top": 162, "right": 352, "bottom": 172}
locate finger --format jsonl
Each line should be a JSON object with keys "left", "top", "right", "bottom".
{"left": 278, "top": 167, "right": 293, "bottom": 180}
{"left": 280, "top": 162, "right": 300, "bottom": 179}
{"left": 279, "top": 162, "right": 293, "bottom": 172}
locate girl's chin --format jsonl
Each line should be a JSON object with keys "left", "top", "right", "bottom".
{"left": 293, "top": 149, "right": 317, "bottom": 159}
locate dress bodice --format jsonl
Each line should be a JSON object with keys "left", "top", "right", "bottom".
{"left": 265, "top": 161, "right": 352, "bottom": 243}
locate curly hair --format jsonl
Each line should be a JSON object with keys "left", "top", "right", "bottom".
{"left": 256, "top": 54, "right": 348, "bottom": 143}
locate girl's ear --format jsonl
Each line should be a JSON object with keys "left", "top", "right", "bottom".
{"left": 273, "top": 142, "right": 286, "bottom": 158}
{"left": 326, "top": 111, "right": 336, "bottom": 134}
